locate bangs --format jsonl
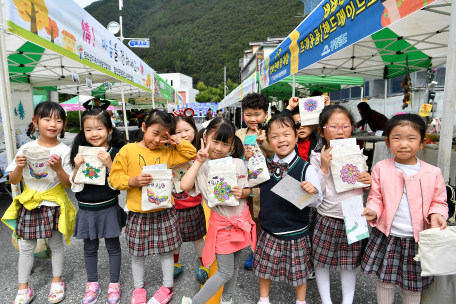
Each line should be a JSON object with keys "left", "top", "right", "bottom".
{"left": 36, "top": 102, "right": 66, "bottom": 122}
{"left": 211, "top": 122, "right": 234, "bottom": 143}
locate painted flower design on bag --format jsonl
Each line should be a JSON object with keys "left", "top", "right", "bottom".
{"left": 29, "top": 164, "right": 48, "bottom": 179}
{"left": 303, "top": 98, "right": 318, "bottom": 112}
{"left": 82, "top": 163, "right": 101, "bottom": 179}
{"left": 214, "top": 181, "right": 232, "bottom": 202}
{"left": 340, "top": 164, "right": 360, "bottom": 184}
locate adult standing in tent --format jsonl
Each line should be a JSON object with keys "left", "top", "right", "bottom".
{"left": 83, "top": 97, "right": 111, "bottom": 110}
{"left": 355, "top": 102, "right": 388, "bottom": 133}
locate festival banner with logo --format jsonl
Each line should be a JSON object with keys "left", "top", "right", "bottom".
{"left": 6, "top": 0, "right": 155, "bottom": 91}
{"left": 260, "top": 0, "right": 437, "bottom": 89}
{"left": 154, "top": 72, "right": 176, "bottom": 102}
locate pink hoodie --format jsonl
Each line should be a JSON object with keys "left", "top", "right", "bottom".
{"left": 367, "top": 158, "right": 448, "bottom": 242}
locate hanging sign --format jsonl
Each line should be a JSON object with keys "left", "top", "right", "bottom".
{"left": 107, "top": 22, "right": 120, "bottom": 35}
{"left": 419, "top": 104, "right": 433, "bottom": 117}
{"left": 128, "top": 40, "right": 150, "bottom": 48}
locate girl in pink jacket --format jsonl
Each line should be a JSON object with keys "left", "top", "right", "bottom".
{"left": 362, "top": 113, "right": 448, "bottom": 304}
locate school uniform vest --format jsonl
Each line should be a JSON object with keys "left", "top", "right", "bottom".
{"left": 259, "top": 154, "right": 310, "bottom": 240}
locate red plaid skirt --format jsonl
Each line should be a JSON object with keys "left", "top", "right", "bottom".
{"left": 16, "top": 205, "right": 60, "bottom": 240}
{"left": 312, "top": 212, "right": 366, "bottom": 271}
{"left": 125, "top": 208, "right": 182, "bottom": 257}
{"left": 176, "top": 204, "right": 206, "bottom": 242}
{"left": 253, "top": 227, "right": 314, "bottom": 287}
{"left": 361, "top": 228, "right": 434, "bottom": 292}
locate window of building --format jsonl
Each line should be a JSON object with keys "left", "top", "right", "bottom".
{"left": 364, "top": 81, "right": 370, "bottom": 97}
{"left": 350, "top": 86, "right": 361, "bottom": 99}
{"left": 170, "top": 80, "right": 173, "bottom": 86}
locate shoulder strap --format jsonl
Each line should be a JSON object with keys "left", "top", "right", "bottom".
{"left": 300, "top": 161, "right": 310, "bottom": 182}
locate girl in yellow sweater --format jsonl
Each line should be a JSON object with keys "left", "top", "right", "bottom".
{"left": 109, "top": 110, "right": 197, "bottom": 304}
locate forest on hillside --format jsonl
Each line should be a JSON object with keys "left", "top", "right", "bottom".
{"left": 86, "top": 0, "right": 303, "bottom": 87}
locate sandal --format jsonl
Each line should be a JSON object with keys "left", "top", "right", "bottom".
{"left": 13, "top": 287, "right": 35, "bottom": 304}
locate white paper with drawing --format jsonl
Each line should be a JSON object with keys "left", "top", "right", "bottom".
{"left": 271, "top": 175, "right": 319, "bottom": 210}
{"left": 341, "top": 195, "right": 369, "bottom": 244}
{"left": 299, "top": 96, "right": 324, "bottom": 126}
{"left": 330, "top": 138, "right": 357, "bottom": 149}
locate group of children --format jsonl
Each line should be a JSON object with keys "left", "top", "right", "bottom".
{"left": 2, "top": 93, "right": 448, "bottom": 304}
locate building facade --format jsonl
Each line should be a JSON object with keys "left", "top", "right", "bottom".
{"left": 158, "top": 73, "right": 199, "bottom": 104}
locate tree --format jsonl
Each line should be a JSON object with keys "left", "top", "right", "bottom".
{"left": 17, "top": 101, "right": 25, "bottom": 120}
{"left": 13, "top": 0, "right": 49, "bottom": 35}
{"left": 44, "top": 17, "right": 59, "bottom": 43}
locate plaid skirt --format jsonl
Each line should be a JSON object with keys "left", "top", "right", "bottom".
{"left": 312, "top": 212, "right": 366, "bottom": 271}
{"left": 16, "top": 205, "right": 60, "bottom": 240}
{"left": 253, "top": 227, "right": 314, "bottom": 287}
{"left": 361, "top": 228, "right": 434, "bottom": 292}
{"left": 176, "top": 204, "right": 206, "bottom": 242}
{"left": 125, "top": 208, "right": 182, "bottom": 257}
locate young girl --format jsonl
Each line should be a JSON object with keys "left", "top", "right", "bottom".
{"left": 310, "top": 105, "right": 372, "bottom": 304}
{"left": 254, "top": 115, "right": 322, "bottom": 304}
{"left": 2, "top": 102, "right": 76, "bottom": 304}
{"left": 361, "top": 113, "right": 448, "bottom": 304}
{"left": 179, "top": 117, "right": 256, "bottom": 304}
{"left": 70, "top": 109, "right": 127, "bottom": 304}
{"left": 108, "top": 110, "right": 197, "bottom": 304}
{"left": 170, "top": 115, "right": 209, "bottom": 284}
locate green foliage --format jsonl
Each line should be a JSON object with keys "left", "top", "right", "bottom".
{"left": 86, "top": 0, "right": 302, "bottom": 87}
{"left": 66, "top": 111, "right": 81, "bottom": 129}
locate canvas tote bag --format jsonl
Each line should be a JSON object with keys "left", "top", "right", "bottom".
{"left": 12, "top": 233, "right": 52, "bottom": 259}
{"left": 171, "top": 161, "right": 193, "bottom": 193}
{"left": 414, "top": 227, "right": 456, "bottom": 276}
{"left": 206, "top": 163, "right": 239, "bottom": 208}
{"left": 330, "top": 145, "right": 369, "bottom": 193}
{"left": 247, "top": 144, "right": 270, "bottom": 187}
{"left": 74, "top": 146, "right": 106, "bottom": 185}
{"left": 141, "top": 169, "right": 173, "bottom": 211}
{"left": 23, "top": 146, "right": 55, "bottom": 183}
{"left": 299, "top": 96, "right": 324, "bottom": 126}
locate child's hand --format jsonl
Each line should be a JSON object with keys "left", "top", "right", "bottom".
{"left": 244, "top": 146, "right": 254, "bottom": 161}
{"left": 74, "top": 155, "right": 85, "bottom": 169}
{"left": 231, "top": 185, "right": 243, "bottom": 199}
{"left": 320, "top": 146, "right": 333, "bottom": 173}
{"left": 362, "top": 208, "right": 377, "bottom": 221}
{"left": 357, "top": 172, "right": 372, "bottom": 185}
{"left": 323, "top": 95, "right": 330, "bottom": 106}
{"left": 430, "top": 213, "right": 447, "bottom": 230}
{"left": 48, "top": 154, "right": 63, "bottom": 172}
{"left": 196, "top": 139, "right": 211, "bottom": 164}
{"left": 287, "top": 97, "right": 299, "bottom": 110}
{"left": 15, "top": 155, "right": 27, "bottom": 168}
{"left": 255, "top": 127, "right": 265, "bottom": 145}
{"left": 301, "top": 181, "right": 317, "bottom": 194}
{"left": 97, "top": 150, "right": 112, "bottom": 168}
{"left": 160, "top": 132, "right": 182, "bottom": 146}
{"left": 129, "top": 173, "right": 153, "bottom": 187}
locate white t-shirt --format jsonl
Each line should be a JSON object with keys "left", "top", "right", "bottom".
{"left": 390, "top": 158, "right": 421, "bottom": 237}
{"left": 6, "top": 140, "right": 73, "bottom": 207}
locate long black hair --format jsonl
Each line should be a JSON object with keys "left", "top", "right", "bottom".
{"left": 316, "top": 104, "right": 355, "bottom": 152}
{"left": 171, "top": 115, "right": 199, "bottom": 148}
{"left": 357, "top": 102, "right": 373, "bottom": 121}
{"left": 70, "top": 108, "right": 126, "bottom": 168}
{"left": 33, "top": 101, "right": 67, "bottom": 139}
{"left": 204, "top": 117, "right": 244, "bottom": 158}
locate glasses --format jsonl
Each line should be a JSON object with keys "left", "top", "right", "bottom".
{"left": 323, "top": 125, "right": 354, "bottom": 133}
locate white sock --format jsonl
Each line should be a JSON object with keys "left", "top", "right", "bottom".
{"left": 401, "top": 288, "right": 421, "bottom": 304}
{"left": 314, "top": 266, "right": 332, "bottom": 304}
{"left": 17, "top": 287, "right": 30, "bottom": 295}
{"left": 340, "top": 269, "right": 357, "bottom": 304}
{"left": 376, "top": 280, "right": 395, "bottom": 304}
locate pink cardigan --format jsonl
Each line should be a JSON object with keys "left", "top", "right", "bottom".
{"left": 367, "top": 158, "right": 448, "bottom": 242}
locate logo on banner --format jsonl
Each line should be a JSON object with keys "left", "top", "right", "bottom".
{"left": 321, "top": 45, "right": 330, "bottom": 56}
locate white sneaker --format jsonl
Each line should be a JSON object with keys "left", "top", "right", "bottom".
{"left": 220, "top": 297, "right": 233, "bottom": 304}
{"left": 257, "top": 300, "right": 271, "bottom": 304}
{"left": 180, "top": 296, "right": 192, "bottom": 304}
{"left": 13, "top": 287, "right": 35, "bottom": 304}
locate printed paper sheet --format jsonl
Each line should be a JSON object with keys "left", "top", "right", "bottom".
{"left": 271, "top": 175, "right": 319, "bottom": 210}
{"left": 341, "top": 195, "right": 370, "bottom": 244}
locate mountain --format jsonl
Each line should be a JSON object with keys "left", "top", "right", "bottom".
{"left": 86, "top": 0, "right": 303, "bottom": 87}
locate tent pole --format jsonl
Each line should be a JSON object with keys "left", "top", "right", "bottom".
{"left": 0, "top": 0, "right": 20, "bottom": 197}
{"left": 152, "top": 91, "right": 155, "bottom": 109}
{"left": 121, "top": 82, "right": 129, "bottom": 142}
{"left": 292, "top": 74, "right": 296, "bottom": 98}
{"left": 77, "top": 88, "right": 82, "bottom": 130}
{"left": 360, "top": 85, "right": 364, "bottom": 104}
{"left": 384, "top": 79, "right": 387, "bottom": 116}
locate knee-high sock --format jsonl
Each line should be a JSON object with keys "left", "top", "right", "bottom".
{"left": 314, "top": 266, "right": 332, "bottom": 304}
{"left": 376, "top": 280, "right": 395, "bottom": 304}
{"left": 340, "top": 269, "right": 357, "bottom": 304}
{"left": 401, "top": 288, "right": 421, "bottom": 304}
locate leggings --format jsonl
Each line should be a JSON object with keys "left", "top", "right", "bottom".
{"left": 18, "top": 231, "right": 64, "bottom": 284}
{"left": 192, "top": 250, "right": 242, "bottom": 304}
{"left": 84, "top": 237, "right": 122, "bottom": 283}
{"left": 131, "top": 252, "right": 174, "bottom": 289}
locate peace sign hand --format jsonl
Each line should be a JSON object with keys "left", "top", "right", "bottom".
{"left": 320, "top": 145, "right": 333, "bottom": 174}
{"left": 160, "top": 132, "right": 182, "bottom": 146}
{"left": 255, "top": 127, "right": 265, "bottom": 145}
{"left": 196, "top": 139, "right": 211, "bottom": 164}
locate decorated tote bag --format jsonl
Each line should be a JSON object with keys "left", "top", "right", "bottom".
{"left": 247, "top": 144, "right": 270, "bottom": 187}
{"left": 206, "top": 163, "right": 239, "bottom": 208}
{"left": 23, "top": 146, "right": 55, "bottom": 183}
{"left": 330, "top": 145, "right": 369, "bottom": 193}
{"left": 74, "top": 146, "right": 106, "bottom": 185}
{"left": 12, "top": 233, "right": 52, "bottom": 259}
{"left": 141, "top": 169, "right": 173, "bottom": 211}
{"left": 171, "top": 161, "right": 193, "bottom": 193}
{"left": 299, "top": 96, "right": 324, "bottom": 126}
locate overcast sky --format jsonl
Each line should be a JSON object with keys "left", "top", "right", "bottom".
{"left": 77, "top": 0, "right": 100, "bottom": 8}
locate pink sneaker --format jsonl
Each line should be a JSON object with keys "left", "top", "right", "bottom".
{"left": 107, "top": 283, "right": 121, "bottom": 304}
{"left": 82, "top": 282, "right": 99, "bottom": 304}
{"left": 147, "top": 286, "right": 173, "bottom": 304}
{"left": 131, "top": 288, "right": 147, "bottom": 304}
{"left": 13, "top": 287, "right": 35, "bottom": 304}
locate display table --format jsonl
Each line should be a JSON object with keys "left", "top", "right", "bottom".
{"left": 116, "top": 126, "right": 139, "bottom": 132}
{"left": 372, "top": 141, "right": 456, "bottom": 185}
